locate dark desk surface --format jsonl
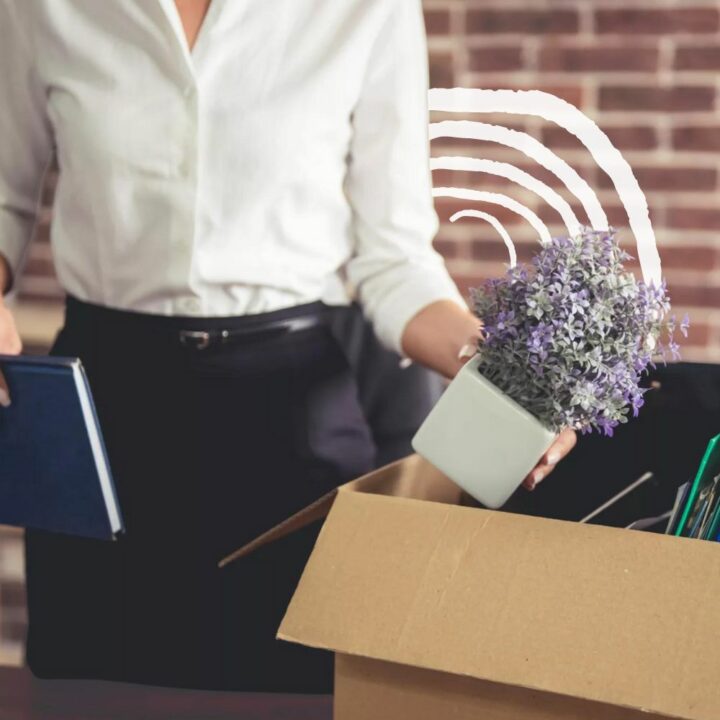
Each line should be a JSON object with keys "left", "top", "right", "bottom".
{"left": 0, "top": 666, "right": 332, "bottom": 719}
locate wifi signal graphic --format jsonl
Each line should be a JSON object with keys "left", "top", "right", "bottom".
{"left": 429, "top": 88, "right": 662, "bottom": 287}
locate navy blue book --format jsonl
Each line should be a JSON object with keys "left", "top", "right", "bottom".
{"left": 0, "top": 354, "right": 123, "bottom": 540}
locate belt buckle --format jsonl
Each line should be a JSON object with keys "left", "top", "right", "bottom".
{"left": 179, "top": 330, "right": 212, "bottom": 350}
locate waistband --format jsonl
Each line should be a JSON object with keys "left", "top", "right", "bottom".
{"left": 63, "top": 295, "right": 330, "bottom": 333}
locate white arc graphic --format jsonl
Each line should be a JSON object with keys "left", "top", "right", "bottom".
{"left": 434, "top": 187, "right": 552, "bottom": 248}
{"left": 431, "top": 156, "right": 582, "bottom": 238}
{"left": 430, "top": 120, "right": 607, "bottom": 232}
{"left": 430, "top": 88, "right": 662, "bottom": 286}
{"left": 449, "top": 209, "right": 517, "bottom": 267}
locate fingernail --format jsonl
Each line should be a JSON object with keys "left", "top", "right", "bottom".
{"left": 546, "top": 452, "right": 560, "bottom": 465}
{"left": 532, "top": 469, "right": 545, "bottom": 484}
{"left": 0, "top": 388, "right": 10, "bottom": 407}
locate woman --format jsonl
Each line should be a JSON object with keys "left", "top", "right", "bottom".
{"left": 0, "top": 0, "right": 575, "bottom": 692}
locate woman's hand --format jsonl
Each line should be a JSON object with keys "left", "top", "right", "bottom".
{"left": 521, "top": 428, "right": 577, "bottom": 491}
{"left": 400, "top": 299, "right": 483, "bottom": 381}
{"left": 401, "top": 299, "right": 577, "bottom": 489}
{"left": 0, "top": 256, "right": 21, "bottom": 406}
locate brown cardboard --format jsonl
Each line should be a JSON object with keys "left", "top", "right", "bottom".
{"left": 218, "top": 453, "right": 462, "bottom": 567}
{"left": 334, "top": 655, "right": 671, "bottom": 720}
{"left": 221, "top": 455, "right": 720, "bottom": 720}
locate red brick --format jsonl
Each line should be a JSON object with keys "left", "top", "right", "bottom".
{"left": 542, "top": 124, "right": 658, "bottom": 151}
{"left": 35, "top": 221, "right": 51, "bottom": 244}
{"left": 471, "top": 240, "right": 538, "bottom": 264}
{"left": 479, "top": 83, "right": 584, "bottom": 108}
{"left": 0, "top": 581, "right": 26, "bottom": 608}
{"left": 449, "top": 273, "right": 486, "bottom": 294}
{"left": 540, "top": 125, "right": 590, "bottom": 151}
{"left": 433, "top": 169, "right": 517, "bottom": 190}
{"left": 596, "top": 9, "right": 720, "bottom": 35}
{"left": 435, "top": 197, "right": 527, "bottom": 226}
{"left": 430, "top": 169, "right": 456, "bottom": 187}
{"left": 672, "top": 125, "right": 720, "bottom": 152}
{"left": 599, "top": 86, "right": 715, "bottom": 112}
{"left": 563, "top": 203, "right": 664, "bottom": 230}
{"left": 598, "top": 166, "right": 717, "bottom": 192}
{"left": 536, "top": 203, "right": 635, "bottom": 229}
{"left": 431, "top": 137, "right": 483, "bottom": 151}
{"left": 539, "top": 46, "right": 658, "bottom": 73}
{"left": 430, "top": 121, "right": 528, "bottom": 149}
{"left": 433, "top": 238, "right": 461, "bottom": 259}
{"left": 467, "top": 10, "right": 579, "bottom": 35}
{"left": 424, "top": 9, "right": 450, "bottom": 36}
{"left": 682, "top": 322, "right": 711, "bottom": 347}
{"left": 23, "top": 257, "right": 56, "bottom": 277}
{"left": 435, "top": 160, "right": 597, "bottom": 196}
{"left": 469, "top": 46, "right": 524, "bottom": 73}
{"left": 515, "top": 163, "right": 597, "bottom": 191}
{"left": 17, "top": 285, "right": 65, "bottom": 302}
{"left": 658, "top": 246, "right": 717, "bottom": 271}
{"left": 429, "top": 51, "right": 454, "bottom": 88}
{"left": 675, "top": 45, "right": 720, "bottom": 71}
{"left": 529, "top": 202, "right": 573, "bottom": 228}
{"left": 669, "top": 285, "right": 720, "bottom": 308}
{"left": 605, "top": 203, "right": 664, "bottom": 228}
{"left": 434, "top": 165, "right": 594, "bottom": 193}
{"left": 604, "top": 126, "right": 659, "bottom": 150}
{"left": 667, "top": 207, "right": 720, "bottom": 231}
{"left": 0, "top": 619, "right": 26, "bottom": 644}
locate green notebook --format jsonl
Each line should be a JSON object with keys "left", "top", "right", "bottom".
{"left": 674, "top": 434, "right": 720, "bottom": 538}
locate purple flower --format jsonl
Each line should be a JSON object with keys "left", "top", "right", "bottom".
{"left": 680, "top": 313, "right": 690, "bottom": 338}
{"left": 470, "top": 229, "right": 681, "bottom": 435}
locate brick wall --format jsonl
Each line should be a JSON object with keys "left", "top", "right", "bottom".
{"left": 3, "top": 0, "right": 720, "bottom": 665}
{"left": 424, "top": 0, "right": 720, "bottom": 361}
{"left": 0, "top": 528, "right": 25, "bottom": 665}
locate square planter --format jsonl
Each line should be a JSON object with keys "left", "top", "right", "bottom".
{"left": 412, "top": 355, "right": 557, "bottom": 508}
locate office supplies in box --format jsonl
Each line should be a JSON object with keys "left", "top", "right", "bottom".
{"left": 222, "top": 454, "right": 720, "bottom": 720}
{"left": 674, "top": 433, "right": 720, "bottom": 540}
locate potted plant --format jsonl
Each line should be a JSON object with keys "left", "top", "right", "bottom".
{"left": 412, "top": 229, "right": 686, "bottom": 508}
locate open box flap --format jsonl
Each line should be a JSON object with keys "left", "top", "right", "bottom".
{"left": 219, "top": 454, "right": 461, "bottom": 568}
{"left": 278, "top": 484, "right": 720, "bottom": 720}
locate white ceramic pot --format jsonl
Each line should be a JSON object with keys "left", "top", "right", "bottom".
{"left": 411, "top": 355, "right": 557, "bottom": 509}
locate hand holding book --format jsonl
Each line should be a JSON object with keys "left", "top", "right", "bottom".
{"left": 0, "top": 263, "right": 21, "bottom": 406}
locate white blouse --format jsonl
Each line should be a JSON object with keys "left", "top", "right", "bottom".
{"left": 0, "top": 0, "right": 465, "bottom": 353}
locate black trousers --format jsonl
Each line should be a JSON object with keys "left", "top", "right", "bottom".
{"left": 24, "top": 296, "right": 376, "bottom": 692}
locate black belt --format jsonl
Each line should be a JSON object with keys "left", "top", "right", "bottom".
{"left": 63, "top": 295, "right": 330, "bottom": 351}
{"left": 178, "top": 314, "right": 326, "bottom": 350}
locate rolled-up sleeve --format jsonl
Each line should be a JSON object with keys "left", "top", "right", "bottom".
{"left": 344, "top": 0, "right": 467, "bottom": 355}
{"left": 0, "top": 1, "right": 54, "bottom": 292}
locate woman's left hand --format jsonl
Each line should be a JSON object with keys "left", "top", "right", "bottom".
{"left": 401, "top": 300, "right": 578, "bottom": 490}
{"left": 521, "top": 428, "right": 577, "bottom": 491}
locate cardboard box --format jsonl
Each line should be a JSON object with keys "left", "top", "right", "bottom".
{"left": 221, "top": 454, "right": 720, "bottom": 720}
